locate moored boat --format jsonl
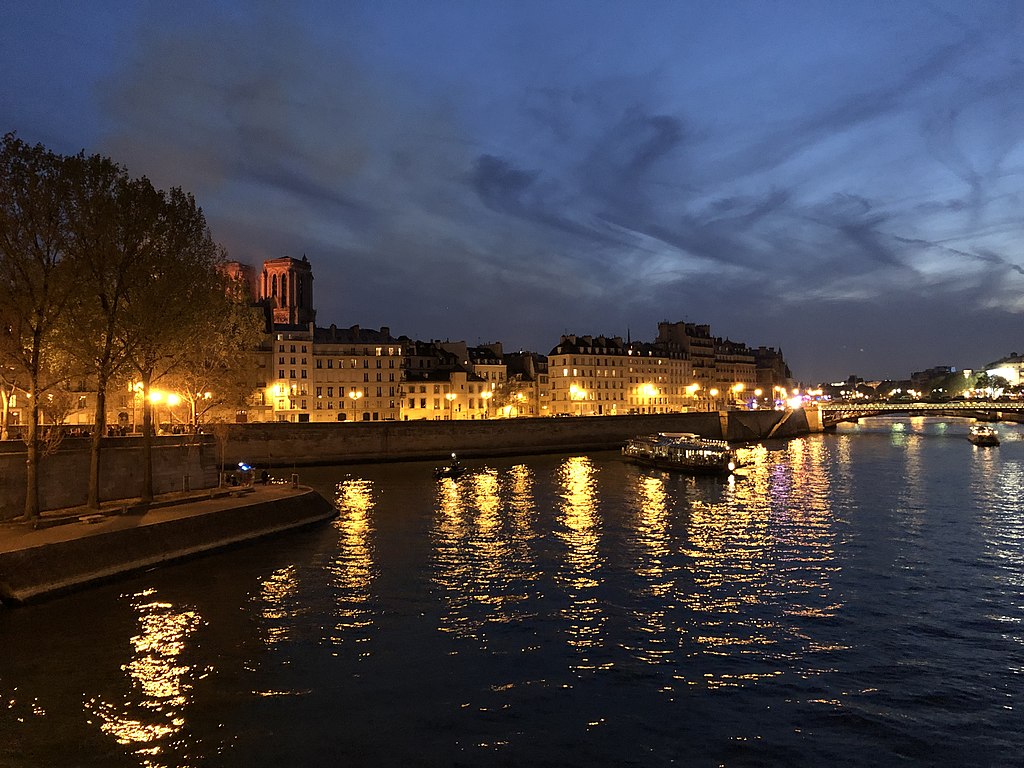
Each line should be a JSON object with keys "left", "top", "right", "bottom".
{"left": 968, "top": 425, "right": 1000, "bottom": 447}
{"left": 622, "top": 432, "right": 738, "bottom": 474}
{"left": 434, "top": 453, "right": 468, "bottom": 479}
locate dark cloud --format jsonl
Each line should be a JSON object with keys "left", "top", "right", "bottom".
{"left": 44, "top": 2, "right": 1021, "bottom": 383}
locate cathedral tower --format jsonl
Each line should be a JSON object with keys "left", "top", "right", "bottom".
{"left": 259, "top": 255, "right": 316, "bottom": 326}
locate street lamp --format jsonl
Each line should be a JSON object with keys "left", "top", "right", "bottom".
{"left": 481, "top": 389, "right": 492, "bottom": 417}
{"left": 640, "top": 383, "right": 658, "bottom": 413}
{"left": 731, "top": 383, "right": 744, "bottom": 409}
{"left": 445, "top": 391, "right": 457, "bottom": 420}
{"left": 348, "top": 389, "right": 363, "bottom": 420}
{"left": 709, "top": 388, "right": 719, "bottom": 411}
{"left": 569, "top": 384, "right": 587, "bottom": 416}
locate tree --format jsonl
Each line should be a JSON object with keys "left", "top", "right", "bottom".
{"left": 63, "top": 157, "right": 164, "bottom": 508}
{"left": 124, "top": 187, "right": 223, "bottom": 502}
{"left": 0, "top": 133, "right": 80, "bottom": 519}
{"left": 168, "top": 267, "right": 266, "bottom": 429}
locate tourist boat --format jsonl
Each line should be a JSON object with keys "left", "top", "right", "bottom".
{"left": 434, "top": 453, "right": 468, "bottom": 479}
{"left": 622, "top": 432, "right": 738, "bottom": 474}
{"left": 968, "top": 425, "right": 1000, "bottom": 447}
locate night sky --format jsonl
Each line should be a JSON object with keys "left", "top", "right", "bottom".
{"left": 3, "top": 2, "right": 1023, "bottom": 383}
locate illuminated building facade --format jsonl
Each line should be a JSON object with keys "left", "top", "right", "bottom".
{"left": 548, "top": 335, "right": 694, "bottom": 416}
{"left": 502, "top": 351, "right": 549, "bottom": 417}
{"left": 264, "top": 325, "right": 404, "bottom": 423}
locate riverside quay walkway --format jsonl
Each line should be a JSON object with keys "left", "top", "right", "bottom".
{"left": 819, "top": 399, "right": 1024, "bottom": 428}
{"left": 0, "top": 483, "right": 337, "bottom": 605}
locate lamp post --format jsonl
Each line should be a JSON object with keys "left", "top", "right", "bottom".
{"left": 445, "top": 391, "right": 457, "bottom": 420}
{"left": 348, "top": 389, "right": 363, "bottom": 421}
{"left": 686, "top": 383, "right": 700, "bottom": 413}
{"left": 709, "top": 388, "right": 719, "bottom": 411}
{"left": 569, "top": 383, "right": 586, "bottom": 416}
{"left": 481, "top": 389, "right": 492, "bottom": 418}
{"left": 640, "top": 383, "right": 658, "bottom": 414}
{"left": 731, "top": 383, "right": 744, "bottom": 409}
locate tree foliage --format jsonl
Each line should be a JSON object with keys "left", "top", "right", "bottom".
{"left": 1, "top": 133, "right": 257, "bottom": 514}
{"left": 0, "top": 133, "right": 81, "bottom": 518}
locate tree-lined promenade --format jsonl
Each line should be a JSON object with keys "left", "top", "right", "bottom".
{"left": 0, "top": 134, "right": 262, "bottom": 520}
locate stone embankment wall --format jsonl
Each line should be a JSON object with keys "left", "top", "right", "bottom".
{"left": 0, "top": 489, "right": 337, "bottom": 604}
{"left": 222, "top": 409, "right": 820, "bottom": 467}
{"left": 0, "top": 436, "right": 218, "bottom": 520}
{"left": 0, "top": 410, "right": 821, "bottom": 517}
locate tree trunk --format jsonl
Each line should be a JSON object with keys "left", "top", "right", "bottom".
{"left": 23, "top": 384, "right": 41, "bottom": 520}
{"left": 87, "top": 373, "right": 108, "bottom": 509}
{"left": 0, "top": 387, "right": 9, "bottom": 441}
{"left": 141, "top": 372, "right": 154, "bottom": 502}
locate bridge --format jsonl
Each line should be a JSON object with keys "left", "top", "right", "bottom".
{"left": 818, "top": 400, "right": 1024, "bottom": 428}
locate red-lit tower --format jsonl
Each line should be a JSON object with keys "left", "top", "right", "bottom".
{"left": 259, "top": 255, "right": 315, "bottom": 326}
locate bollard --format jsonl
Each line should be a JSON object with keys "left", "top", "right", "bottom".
{"left": 291, "top": 473, "right": 299, "bottom": 489}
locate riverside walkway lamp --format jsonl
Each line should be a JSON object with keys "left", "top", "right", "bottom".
{"left": 348, "top": 389, "right": 363, "bottom": 420}
{"left": 445, "top": 391, "right": 457, "bottom": 420}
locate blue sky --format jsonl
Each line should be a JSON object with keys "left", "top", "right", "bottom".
{"left": 3, "top": 1, "right": 1023, "bottom": 382}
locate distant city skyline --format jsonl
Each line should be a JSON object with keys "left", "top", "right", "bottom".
{"left": 3, "top": 1, "right": 1023, "bottom": 382}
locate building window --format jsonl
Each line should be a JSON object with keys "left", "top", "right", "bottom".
{"left": 316, "top": 360, "right": 322, "bottom": 369}
{"left": 327, "top": 387, "right": 334, "bottom": 397}
{"left": 328, "top": 359, "right": 333, "bottom": 369}
{"left": 279, "top": 370, "right": 284, "bottom": 378}
{"left": 363, "top": 373, "right": 369, "bottom": 382}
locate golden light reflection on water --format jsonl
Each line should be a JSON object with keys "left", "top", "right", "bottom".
{"left": 327, "top": 478, "right": 376, "bottom": 647}
{"left": 626, "top": 473, "right": 674, "bottom": 665}
{"left": 555, "top": 456, "right": 606, "bottom": 664}
{"left": 84, "top": 589, "right": 202, "bottom": 767}
{"left": 648, "top": 437, "right": 844, "bottom": 688}
{"left": 432, "top": 466, "right": 541, "bottom": 643}
{"left": 257, "top": 565, "right": 299, "bottom": 647}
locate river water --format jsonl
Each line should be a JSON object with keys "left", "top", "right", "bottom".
{"left": 2, "top": 417, "right": 1022, "bottom": 767}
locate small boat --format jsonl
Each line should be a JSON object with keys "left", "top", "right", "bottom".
{"left": 622, "top": 432, "right": 738, "bottom": 475}
{"left": 434, "top": 453, "right": 468, "bottom": 479}
{"left": 968, "top": 425, "right": 1000, "bottom": 447}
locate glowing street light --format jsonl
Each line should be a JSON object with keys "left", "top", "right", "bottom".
{"left": 481, "top": 389, "right": 492, "bottom": 417}
{"left": 348, "top": 389, "right": 363, "bottom": 420}
{"left": 568, "top": 383, "right": 587, "bottom": 416}
{"left": 445, "top": 391, "right": 457, "bottom": 420}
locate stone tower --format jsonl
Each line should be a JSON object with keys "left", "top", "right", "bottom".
{"left": 259, "top": 255, "right": 316, "bottom": 326}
